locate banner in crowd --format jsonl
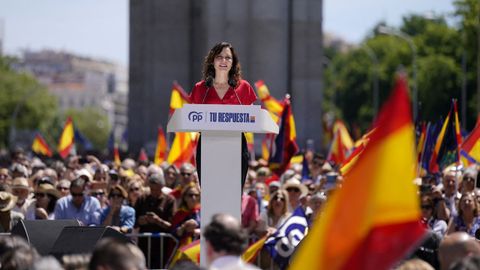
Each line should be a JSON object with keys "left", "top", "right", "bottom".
{"left": 264, "top": 206, "right": 309, "bottom": 269}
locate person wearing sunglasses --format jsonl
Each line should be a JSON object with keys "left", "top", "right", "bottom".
{"left": 54, "top": 177, "right": 101, "bottom": 226}
{"left": 171, "top": 184, "right": 201, "bottom": 249}
{"left": 100, "top": 185, "right": 135, "bottom": 234}
{"left": 26, "top": 183, "right": 61, "bottom": 220}
{"left": 256, "top": 189, "right": 290, "bottom": 237}
{"left": 170, "top": 163, "right": 197, "bottom": 202}
{"left": 189, "top": 42, "right": 258, "bottom": 188}
{"left": 420, "top": 194, "right": 447, "bottom": 239}
{"left": 127, "top": 179, "right": 144, "bottom": 207}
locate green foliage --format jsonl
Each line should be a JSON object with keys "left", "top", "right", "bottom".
{"left": 0, "top": 56, "right": 59, "bottom": 149}
{"left": 323, "top": 2, "right": 478, "bottom": 135}
{"left": 64, "top": 107, "right": 111, "bottom": 151}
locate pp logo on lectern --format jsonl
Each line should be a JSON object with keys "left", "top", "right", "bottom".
{"left": 188, "top": 111, "right": 204, "bottom": 122}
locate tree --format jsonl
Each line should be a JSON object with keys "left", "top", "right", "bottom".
{"left": 323, "top": 13, "right": 468, "bottom": 135}
{"left": 0, "top": 56, "right": 59, "bottom": 149}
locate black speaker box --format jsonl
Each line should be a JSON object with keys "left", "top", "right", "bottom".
{"left": 11, "top": 219, "right": 81, "bottom": 256}
{"left": 49, "top": 226, "right": 130, "bottom": 259}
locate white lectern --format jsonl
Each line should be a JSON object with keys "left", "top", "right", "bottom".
{"left": 167, "top": 104, "right": 278, "bottom": 266}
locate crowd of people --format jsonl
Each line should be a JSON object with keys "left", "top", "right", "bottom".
{"left": 2, "top": 145, "right": 480, "bottom": 269}
{"left": 0, "top": 147, "right": 336, "bottom": 269}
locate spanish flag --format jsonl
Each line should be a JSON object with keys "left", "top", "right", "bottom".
{"left": 169, "top": 81, "right": 190, "bottom": 116}
{"left": 242, "top": 236, "right": 268, "bottom": 263}
{"left": 154, "top": 127, "right": 168, "bottom": 165}
{"left": 32, "top": 133, "right": 52, "bottom": 157}
{"left": 168, "top": 132, "right": 197, "bottom": 168}
{"left": 255, "top": 80, "right": 284, "bottom": 123}
{"left": 290, "top": 76, "right": 425, "bottom": 270}
{"left": 57, "top": 117, "right": 75, "bottom": 159}
{"left": 169, "top": 239, "right": 200, "bottom": 266}
{"left": 327, "top": 120, "right": 354, "bottom": 165}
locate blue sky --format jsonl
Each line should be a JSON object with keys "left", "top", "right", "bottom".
{"left": 0, "top": 0, "right": 455, "bottom": 66}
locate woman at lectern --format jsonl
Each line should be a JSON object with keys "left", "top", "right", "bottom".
{"left": 189, "top": 42, "right": 258, "bottom": 187}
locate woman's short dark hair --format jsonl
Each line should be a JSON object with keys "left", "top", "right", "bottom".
{"left": 202, "top": 42, "right": 242, "bottom": 88}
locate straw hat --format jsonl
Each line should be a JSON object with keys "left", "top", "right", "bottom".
{"left": 0, "top": 192, "right": 17, "bottom": 212}
{"left": 282, "top": 178, "right": 308, "bottom": 197}
{"left": 36, "top": 183, "right": 61, "bottom": 199}
{"left": 12, "top": 177, "right": 30, "bottom": 190}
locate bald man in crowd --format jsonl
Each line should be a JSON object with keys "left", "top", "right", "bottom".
{"left": 439, "top": 232, "right": 480, "bottom": 270}
{"left": 203, "top": 213, "right": 260, "bottom": 270}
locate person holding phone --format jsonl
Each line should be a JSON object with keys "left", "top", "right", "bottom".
{"left": 189, "top": 42, "right": 257, "bottom": 187}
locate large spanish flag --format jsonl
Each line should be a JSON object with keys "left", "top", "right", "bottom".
{"left": 290, "top": 76, "right": 425, "bottom": 270}
{"left": 154, "top": 127, "right": 168, "bottom": 165}
{"left": 57, "top": 117, "right": 75, "bottom": 159}
{"left": 32, "top": 133, "right": 53, "bottom": 157}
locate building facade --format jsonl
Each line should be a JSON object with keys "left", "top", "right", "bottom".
{"left": 14, "top": 50, "right": 128, "bottom": 141}
{"left": 129, "top": 0, "right": 323, "bottom": 154}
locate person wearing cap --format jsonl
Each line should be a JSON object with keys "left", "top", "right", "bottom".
{"left": 203, "top": 213, "right": 260, "bottom": 270}
{"left": 54, "top": 177, "right": 101, "bottom": 226}
{"left": 11, "top": 177, "right": 34, "bottom": 216}
{"left": 0, "top": 191, "right": 24, "bottom": 232}
{"left": 282, "top": 178, "right": 308, "bottom": 212}
{"left": 75, "top": 168, "right": 93, "bottom": 183}
{"left": 134, "top": 173, "right": 176, "bottom": 269}
{"left": 25, "top": 183, "right": 61, "bottom": 220}
{"left": 100, "top": 185, "right": 135, "bottom": 234}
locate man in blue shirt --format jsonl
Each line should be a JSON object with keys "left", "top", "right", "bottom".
{"left": 54, "top": 178, "right": 101, "bottom": 225}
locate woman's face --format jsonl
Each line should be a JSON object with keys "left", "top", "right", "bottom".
{"left": 128, "top": 183, "right": 142, "bottom": 199}
{"left": 420, "top": 199, "right": 433, "bottom": 219}
{"left": 184, "top": 188, "right": 200, "bottom": 209}
{"left": 35, "top": 192, "right": 51, "bottom": 208}
{"left": 460, "top": 194, "right": 476, "bottom": 213}
{"left": 213, "top": 47, "right": 233, "bottom": 75}
{"left": 271, "top": 193, "right": 286, "bottom": 213}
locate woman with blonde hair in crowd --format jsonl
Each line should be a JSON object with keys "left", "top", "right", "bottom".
{"left": 256, "top": 189, "right": 290, "bottom": 237}
{"left": 447, "top": 192, "right": 480, "bottom": 237}
{"left": 127, "top": 179, "right": 144, "bottom": 207}
{"left": 171, "top": 184, "right": 201, "bottom": 248}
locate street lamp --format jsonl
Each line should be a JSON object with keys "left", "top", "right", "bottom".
{"left": 378, "top": 26, "right": 418, "bottom": 120}
{"left": 362, "top": 44, "right": 380, "bottom": 117}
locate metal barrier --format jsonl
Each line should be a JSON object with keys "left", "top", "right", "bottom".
{"left": 126, "top": 232, "right": 179, "bottom": 269}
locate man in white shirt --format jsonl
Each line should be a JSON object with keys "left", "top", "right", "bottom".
{"left": 203, "top": 213, "right": 260, "bottom": 270}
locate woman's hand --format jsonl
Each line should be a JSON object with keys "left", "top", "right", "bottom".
{"left": 35, "top": 208, "right": 49, "bottom": 220}
{"left": 183, "top": 219, "right": 198, "bottom": 233}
